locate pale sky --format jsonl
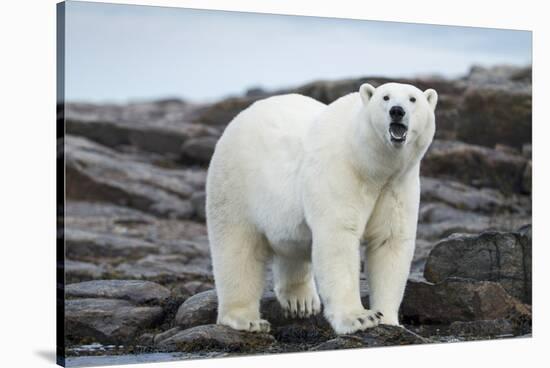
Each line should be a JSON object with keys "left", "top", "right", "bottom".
{"left": 63, "top": 1, "right": 532, "bottom": 103}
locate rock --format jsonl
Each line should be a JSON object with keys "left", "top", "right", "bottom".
{"left": 448, "top": 319, "right": 515, "bottom": 337}
{"left": 522, "top": 143, "right": 532, "bottom": 158}
{"left": 420, "top": 177, "right": 520, "bottom": 214}
{"left": 65, "top": 298, "right": 163, "bottom": 344}
{"left": 156, "top": 324, "right": 275, "bottom": 352}
{"left": 64, "top": 201, "right": 209, "bottom": 252}
{"left": 64, "top": 228, "right": 158, "bottom": 262}
{"left": 65, "top": 101, "right": 219, "bottom": 156}
{"left": 424, "top": 228, "right": 532, "bottom": 303}
{"left": 153, "top": 327, "right": 183, "bottom": 345}
{"left": 401, "top": 279, "right": 531, "bottom": 324}
{"left": 64, "top": 260, "right": 110, "bottom": 283}
{"left": 311, "top": 325, "right": 429, "bottom": 350}
{"left": 115, "top": 254, "right": 212, "bottom": 283}
{"left": 175, "top": 289, "right": 218, "bottom": 329}
{"left": 181, "top": 137, "right": 218, "bottom": 165}
{"left": 65, "top": 280, "right": 171, "bottom": 305}
{"left": 190, "top": 192, "right": 206, "bottom": 221}
{"left": 456, "top": 87, "right": 531, "bottom": 150}
{"left": 422, "top": 140, "right": 529, "bottom": 194}
{"left": 191, "top": 96, "right": 259, "bottom": 126}
{"left": 522, "top": 161, "right": 532, "bottom": 194}
{"left": 65, "top": 135, "right": 196, "bottom": 219}
{"left": 310, "top": 336, "right": 365, "bottom": 351}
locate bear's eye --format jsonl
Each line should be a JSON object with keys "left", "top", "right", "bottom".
{"left": 383, "top": 95, "right": 389, "bottom": 101}
{"left": 410, "top": 97, "right": 416, "bottom": 103}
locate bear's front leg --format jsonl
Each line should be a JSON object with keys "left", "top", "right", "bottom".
{"left": 312, "top": 226, "right": 382, "bottom": 334}
{"left": 365, "top": 173, "right": 420, "bottom": 326}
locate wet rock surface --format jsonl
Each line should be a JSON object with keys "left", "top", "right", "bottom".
{"left": 62, "top": 65, "right": 531, "bottom": 359}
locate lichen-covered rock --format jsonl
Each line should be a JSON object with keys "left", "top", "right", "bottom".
{"left": 65, "top": 280, "right": 171, "bottom": 305}
{"left": 156, "top": 324, "right": 276, "bottom": 351}
{"left": 65, "top": 298, "right": 163, "bottom": 344}
{"left": 401, "top": 279, "right": 531, "bottom": 324}
{"left": 423, "top": 227, "right": 532, "bottom": 303}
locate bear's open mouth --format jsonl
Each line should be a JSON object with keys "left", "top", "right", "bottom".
{"left": 389, "top": 122, "right": 408, "bottom": 143}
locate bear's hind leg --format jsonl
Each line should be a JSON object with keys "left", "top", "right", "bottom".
{"left": 273, "top": 255, "right": 321, "bottom": 318}
{"left": 210, "top": 224, "right": 271, "bottom": 332}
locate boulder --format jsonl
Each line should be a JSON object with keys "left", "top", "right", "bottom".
{"left": 155, "top": 324, "right": 275, "bottom": 352}
{"left": 65, "top": 135, "right": 197, "bottom": 219}
{"left": 64, "top": 228, "right": 158, "bottom": 262}
{"left": 422, "top": 140, "right": 529, "bottom": 194}
{"left": 64, "top": 201, "right": 209, "bottom": 253}
{"left": 64, "top": 260, "right": 110, "bottom": 283}
{"left": 65, "top": 298, "right": 163, "bottom": 344}
{"left": 424, "top": 228, "right": 532, "bottom": 303}
{"left": 181, "top": 137, "right": 218, "bottom": 165}
{"left": 448, "top": 319, "right": 516, "bottom": 337}
{"left": 65, "top": 101, "right": 219, "bottom": 156}
{"left": 401, "top": 279, "right": 531, "bottom": 324}
{"left": 65, "top": 280, "right": 171, "bottom": 305}
{"left": 456, "top": 87, "right": 531, "bottom": 150}
{"left": 420, "top": 177, "right": 520, "bottom": 214}
{"left": 115, "top": 254, "right": 212, "bottom": 283}
{"left": 175, "top": 289, "right": 218, "bottom": 329}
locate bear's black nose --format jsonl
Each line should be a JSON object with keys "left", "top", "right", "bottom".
{"left": 389, "top": 106, "right": 405, "bottom": 120}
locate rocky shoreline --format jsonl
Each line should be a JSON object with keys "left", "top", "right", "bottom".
{"left": 60, "top": 65, "right": 532, "bottom": 360}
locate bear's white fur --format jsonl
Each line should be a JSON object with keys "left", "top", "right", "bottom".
{"left": 206, "top": 82, "right": 437, "bottom": 334}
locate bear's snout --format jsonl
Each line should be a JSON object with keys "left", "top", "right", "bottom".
{"left": 389, "top": 105, "right": 405, "bottom": 121}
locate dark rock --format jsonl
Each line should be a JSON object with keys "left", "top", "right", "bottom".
{"left": 65, "top": 298, "right": 163, "bottom": 344}
{"left": 522, "top": 161, "right": 532, "bottom": 194}
{"left": 456, "top": 87, "right": 531, "bottom": 150}
{"left": 65, "top": 280, "right": 171, "bottom": 305}
{"left": 190, "top": 192, "right": 206, "bottom": 221}
{"left": 181, "top": 137, "right": 218, "bottom": 165}
{"left": 156, "top": 324, "right": 275, "bottom": 352}
{"left": 65, "top": 101, "right": 219, "bottom": 156}
{"left": 175, "top": 289, "right": 218, "bottom": 329}
{"left": 310, "top": 336, "right": 365, "bottom": 351}
{"left": 64, "top": 260, "right": 110, "bottom": 283}
{"left": 153, "top": 327, "right": 183, "bottom": 345}
{"left": 424, "top": 228, "right": 532, "bottom": 303}
{"left": 422, "top": 140, "right": 529, "bottom": 194}
{"left": 115, "top": 254, "right": 212, "bottom": 283}
{"left": 522, "top": 143, "right": 532, "bottom": 158}
{"left": 65, "top": 135, "right": 196, "bottom": 219}
{"left": 401, "top": 279, "right": 531, "bottom": 324}
{"left": 65, "top": 201, "right": 209, "bottom": 253}
{"left": 64, "top": 228, "right": 158, "bottom": 262}
{"left": 420, "top": 177, "right": 521, "bottom": 214}
{"left": 311, "top": 325, "right": 429, "bottom": 350}
{"left": 448, "top": 319, "right": 515, "bottom": 337}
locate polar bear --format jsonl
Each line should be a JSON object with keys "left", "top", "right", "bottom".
{"left": 206, "top": 82, "right": 437, "bottom": 334}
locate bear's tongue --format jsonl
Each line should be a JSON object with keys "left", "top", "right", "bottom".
{"left": 389, "top": 123, "right": 408, "bottom": 141}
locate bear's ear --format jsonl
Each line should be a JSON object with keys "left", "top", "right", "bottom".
{"left": 359, "top": 83, "right": 376, "bottom": 105}
{"left": 424, "top": 89, "right": 438, "bottom": 110}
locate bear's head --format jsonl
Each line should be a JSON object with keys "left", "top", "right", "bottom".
{"left": 358, "top": 82, "right": 437, "bottom": 149}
